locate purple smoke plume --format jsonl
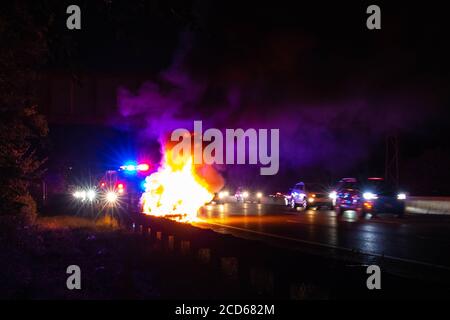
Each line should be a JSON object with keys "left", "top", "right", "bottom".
{"left": 114, "top": 31, "right": 435, "bottom": 187}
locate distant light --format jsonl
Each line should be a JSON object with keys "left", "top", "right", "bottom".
{"left": 256, "top": 192, "right": 263, "bottom": 198}
{"left": 73, "top": 191, "right": 81, "bottom": 198}
{"left": 242, "top": 191, "right": 249, "bottom": 198}
{"left": 100, "top": 182, "right": 106, "bottom": 187}
{"left": 106, "top": 192, "right": 118, "bottom": 203}
{"left": 137, "top": 163, "right": 150, "bottom": 171}
{"left": 117, "top": 183, "right": 124, "bottom": 189}
{"left": 329, "top": 191, "right": 337, "bottom": 199}
{"left": 308, "top": 197, "right": 315, "bottom": 203}
{"left": 126, "top": 165, "right": 136, "bottom": 171}
{"left": 86, "top": 189, "right": 96, "bottom": 201}
{"left": 363, "top": 192, "right": 378, "bottom": 200}
{"left": 397, "top": 193, "right": 406, "bottom": 200}
{"left": 219, "top": 190, "right": 229, "bottom": 198}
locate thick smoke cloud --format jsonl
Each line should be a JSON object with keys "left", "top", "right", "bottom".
{"left": 115, "top": 28, "right": 434, "bottom": 188}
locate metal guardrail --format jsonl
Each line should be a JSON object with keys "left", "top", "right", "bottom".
{"left": 406, "top": 196, "right": 450, "bottom": 215}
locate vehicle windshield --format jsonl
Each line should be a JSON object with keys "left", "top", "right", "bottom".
{"left": 359, "top": 179, "right": 396, "bottom": 195}
{"left": 340, "top": 181, "right": 358, "bottom": 190}
{"left": 306, "top": 183, "right": 330, "bottom": 194}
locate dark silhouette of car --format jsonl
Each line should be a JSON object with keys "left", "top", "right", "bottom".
{"left": 334, "top": 177, "right": 406, "bottom": 217}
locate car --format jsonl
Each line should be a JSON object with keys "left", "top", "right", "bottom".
{"left": 304, "top": 183, "right": 335, "bottom": 210}
{"left": 287, "top": 182, "right": 307, "bottom": 210}
{"left": 334, "top": 177, "right": 406, "bottom": 217}
{"left": 269, "top": 191, "right": 290, "bottom": 204}
{"left": 287, "top": 182, "right": 335, "bottom": 210}
{"left": 235, "top": 187, "right": 263, "bottom": 203}
{"left": 97, "top": 163, "right": 151, "bottom": 211}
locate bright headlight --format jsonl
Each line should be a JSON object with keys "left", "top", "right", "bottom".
{"left": 397, "top": 193, "right": 406, "bottom": 200}
{"left": 308, "top": 197, "right": 315, "bottom": 203}
{"left": 106, "top": 191, "right": 118, "bottom": 203}
{"left": 363, "top": 192, "right": 378, "bottom": 200}
{"left": 329, "top": 191, "right": 337, "bottom": 199}
{"left": 86, "top": 189, "right": 96, "bottom": 201}
{"left": 219, "top": 190, "right": 229, "bottom": 199}
{"left": 256, "top": 192, "right": 263, "bottom": 198}
{"left": 73, "top": 191, "right": 81, "bottom": 198}
{"left": 242, "top": 191, "right": 249, "bottom": 198}
{"left": 77, "top": 190, "right": 86, "bottom": 201}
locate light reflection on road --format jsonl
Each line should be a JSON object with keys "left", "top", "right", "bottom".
{"left": 196, "top": 201, "right": 450, "bottom": 267}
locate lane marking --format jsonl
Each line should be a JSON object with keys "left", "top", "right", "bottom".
{"left": 199, "top": 221, "right": 450, "bottom": 272}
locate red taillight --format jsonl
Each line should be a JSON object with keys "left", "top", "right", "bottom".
{"left": 118, "top": 183, "right": 124, "bottom": 189}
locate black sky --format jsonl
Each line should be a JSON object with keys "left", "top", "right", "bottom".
{"left": 35, "top": 0, "right": 450, "bottom": 193}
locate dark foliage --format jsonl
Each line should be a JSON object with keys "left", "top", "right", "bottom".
{"left": 0, "top": 2, "right": 50, "bottom": 221}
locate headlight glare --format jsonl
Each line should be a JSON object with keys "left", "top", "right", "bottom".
{"left": 397, "top": 193, "right": 406, "bottom": 200}
{"left": 363, "top": 192, "right": 378, "bottom": 200}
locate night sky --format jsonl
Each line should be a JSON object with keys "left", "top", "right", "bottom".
{"left": 37, "top": 0, "right": 450, "bottom": 194}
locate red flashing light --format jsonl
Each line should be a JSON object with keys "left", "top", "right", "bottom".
{"left": 100, "top": 182, "right": 106, "bottom": 187}
{"left": 137, "top": 163, "right": 150, "bottom": 171}
{"left": 368, "top": 177, "right": 384, "bottom": 181}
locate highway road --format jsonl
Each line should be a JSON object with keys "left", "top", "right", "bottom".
{"left": 195, "top": 200, "right": 450, "bottom": 272}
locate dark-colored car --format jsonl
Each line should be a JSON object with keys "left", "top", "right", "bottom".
{"left": 304, "top": 183, "right": 334, "bottom": 210}
{"left": 235, "top": 187, "right": 263, "bottom": 203}
{"left": 334, "top": 177, "right": 406, "bottom": 217}
{"left": 286, "top": 182, "right": 334, "bottom": 210}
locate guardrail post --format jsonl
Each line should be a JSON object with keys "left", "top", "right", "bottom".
{"left": 220, "top": 257, "right": 239, "bottom": 280}
{"left": 168, "top": 235, "right": 175, "bottom": 251}
{"left": 289, "top": 283, "right": 327, "bottom": 300}
{"left": 180, "top": 240, "right": 190, "bottom": 255}
{"left": 198, "top": 248, "right": 211, "bottom": 264}
{"left": 250, "top": 267, "right": 274, "bottom": 295}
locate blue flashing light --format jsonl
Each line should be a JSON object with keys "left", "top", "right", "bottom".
{"left": 120, "top": 161, "right": 152, "bottom": 175}
{"left": 120, "top": 161, "right": 138, "bottom": 173}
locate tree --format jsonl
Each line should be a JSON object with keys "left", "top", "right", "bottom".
{"left": 0, "top": 2, "right": 50, "bottom": 222}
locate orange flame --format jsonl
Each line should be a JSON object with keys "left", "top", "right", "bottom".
{"left": 140, "top": 146, "right": 220, "bottom": 222}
